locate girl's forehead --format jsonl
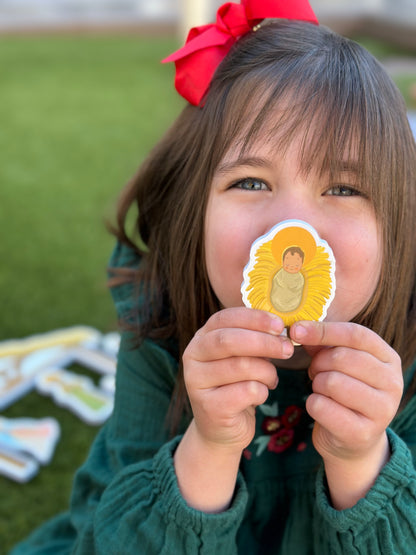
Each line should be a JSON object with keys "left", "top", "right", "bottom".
{"left": 213, "top": 85, "right": 363, "bottom": 181}
{"left": 215, "top": 127, "right": 360, "bottom": 187}
{"left": 218, "top": 120, "right": 323, "bottom": 168}
{"left": 219, "top": 110, "right": 304, "bottom": 163}
{"left": 218, "top": 135, "right": 292, "bottom": 167}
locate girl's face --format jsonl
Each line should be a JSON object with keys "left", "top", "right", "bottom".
{"left": 204, "top": 133, "right": 382, "bottom": 326}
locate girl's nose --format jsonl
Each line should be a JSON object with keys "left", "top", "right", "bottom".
{"left": 267, "top": 190, "right": 322, "bottom": 233}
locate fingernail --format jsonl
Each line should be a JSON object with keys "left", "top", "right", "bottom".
{"left": 292, "top": 323, "right": 308, "bottom": 341}
{"left": 282, "top": 340, "right": 293, "bottom": 357}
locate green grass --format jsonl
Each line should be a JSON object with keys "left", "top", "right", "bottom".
{"left": 0, "top": 33, "right": 183, "bottom": 340}
{"left": 0, "top": 31, "right": 414, "bottom": 554}
{"left": 1, "top": 372, "right": 101, "bottom": 551}
{"left": 0, "top": 32, "right": 182, "bottom": 553}
{"left": 353, "top": 36, "right": 416, "bottom": 107}
{"left": 353, "top": 35, "right": 415, "bottom": 58}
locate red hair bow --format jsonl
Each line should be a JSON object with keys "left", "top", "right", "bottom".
{"left": 162, "top": 0, "right": 318, "bottom": 106}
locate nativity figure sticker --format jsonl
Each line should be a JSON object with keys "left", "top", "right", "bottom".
{"left": 241, "top": 220, "right": 336, "bottom": 327}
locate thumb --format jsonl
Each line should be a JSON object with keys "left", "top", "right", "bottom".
{"left": 289, "top": 322, "right": 327, "bottom": 359}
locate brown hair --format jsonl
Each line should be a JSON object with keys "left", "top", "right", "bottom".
{"left": 110, "top": 21, "right": 416, "bottom": 428}
{"left": 283, "top": 247, "right": 305, "bottom": 263}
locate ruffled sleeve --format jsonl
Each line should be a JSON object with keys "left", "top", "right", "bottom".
{"left": 313, "top": 424, "right": 416, "bottom": 553}
{"left": 90, "top": 436, "right": 247, "bottom": 554}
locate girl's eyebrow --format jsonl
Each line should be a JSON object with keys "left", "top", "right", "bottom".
{"left": 216, "top": 156, "right": 273, "bottom": 175}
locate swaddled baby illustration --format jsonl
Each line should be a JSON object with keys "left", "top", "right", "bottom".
{"left": 271, "top": 246, "right": 305, "bottom": 312}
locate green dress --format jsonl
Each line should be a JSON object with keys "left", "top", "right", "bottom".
{"left": 11, "top": 242, "right": 416, "bottom": 554}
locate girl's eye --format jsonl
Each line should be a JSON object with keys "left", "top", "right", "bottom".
{"left": 325, "top": 185, "right": 361, "bottom": 197}
{"left": 231, "top": 178, "right": 269, "bottom": 191}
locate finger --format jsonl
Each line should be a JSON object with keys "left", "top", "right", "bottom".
{"left": 189, "top": 327, "right": 294, "bottom": 362}
{"left": 186, "top": 357, "right": 278, "bottom": 391}
{"left": 203, "top": 380, "right": 271, "bottom": 417}
{"left": 306, "top": 393, "right": 373, "bottom": 448}
{"left": 290, "top": 321, "right": 394, "bottom": 363}
{"left": 202, "top": 307, "right": 285, "bottom": 336}
{"left": 308, "top": 347, "right": 400, "bottom": 392}
{"left": 310, "top": 370, "right": 395, "bottom": 422}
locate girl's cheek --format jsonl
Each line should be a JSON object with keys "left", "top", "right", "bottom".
{"left": 326, "top": 231, "right": 382, "bottom": 322}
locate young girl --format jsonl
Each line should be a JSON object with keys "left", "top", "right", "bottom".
{"left": 12, "top": 1, "right": 416, "bottom": 553}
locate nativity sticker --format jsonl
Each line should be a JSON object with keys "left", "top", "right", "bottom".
{"left": 241, "top": 220, "right": 336, "bottom": 327}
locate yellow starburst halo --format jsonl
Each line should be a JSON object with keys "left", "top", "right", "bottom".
{"left": 241, "top": 220, "right": 336, "bottom": 327}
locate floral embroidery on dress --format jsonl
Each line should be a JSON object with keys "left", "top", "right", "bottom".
{"left": 244, "top": 401, "right": 312, "bottom": 458}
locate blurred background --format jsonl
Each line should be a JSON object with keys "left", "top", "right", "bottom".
{"left": 1, "top": 1, "right": 415, "bottom": 552}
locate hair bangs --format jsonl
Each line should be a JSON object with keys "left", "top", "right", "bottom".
{"left": 206, "top": 29, "right": 410, "bottom": 218}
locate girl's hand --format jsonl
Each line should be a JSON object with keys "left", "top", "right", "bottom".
{"left": 290, "top": 320, "right": 403, "bottom": 510}
{"left": 175, "top": 307, "right": 293, "bottom": 513}
{"left": 183, "top": 307, "right": 293, "bottom": 453}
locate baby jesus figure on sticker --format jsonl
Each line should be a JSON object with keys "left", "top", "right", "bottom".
{"left": 271, "top": 246, "right": 305, "bottom": 313}
{"left": 241, "top": 220, "right": 336, "bottom": 327}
